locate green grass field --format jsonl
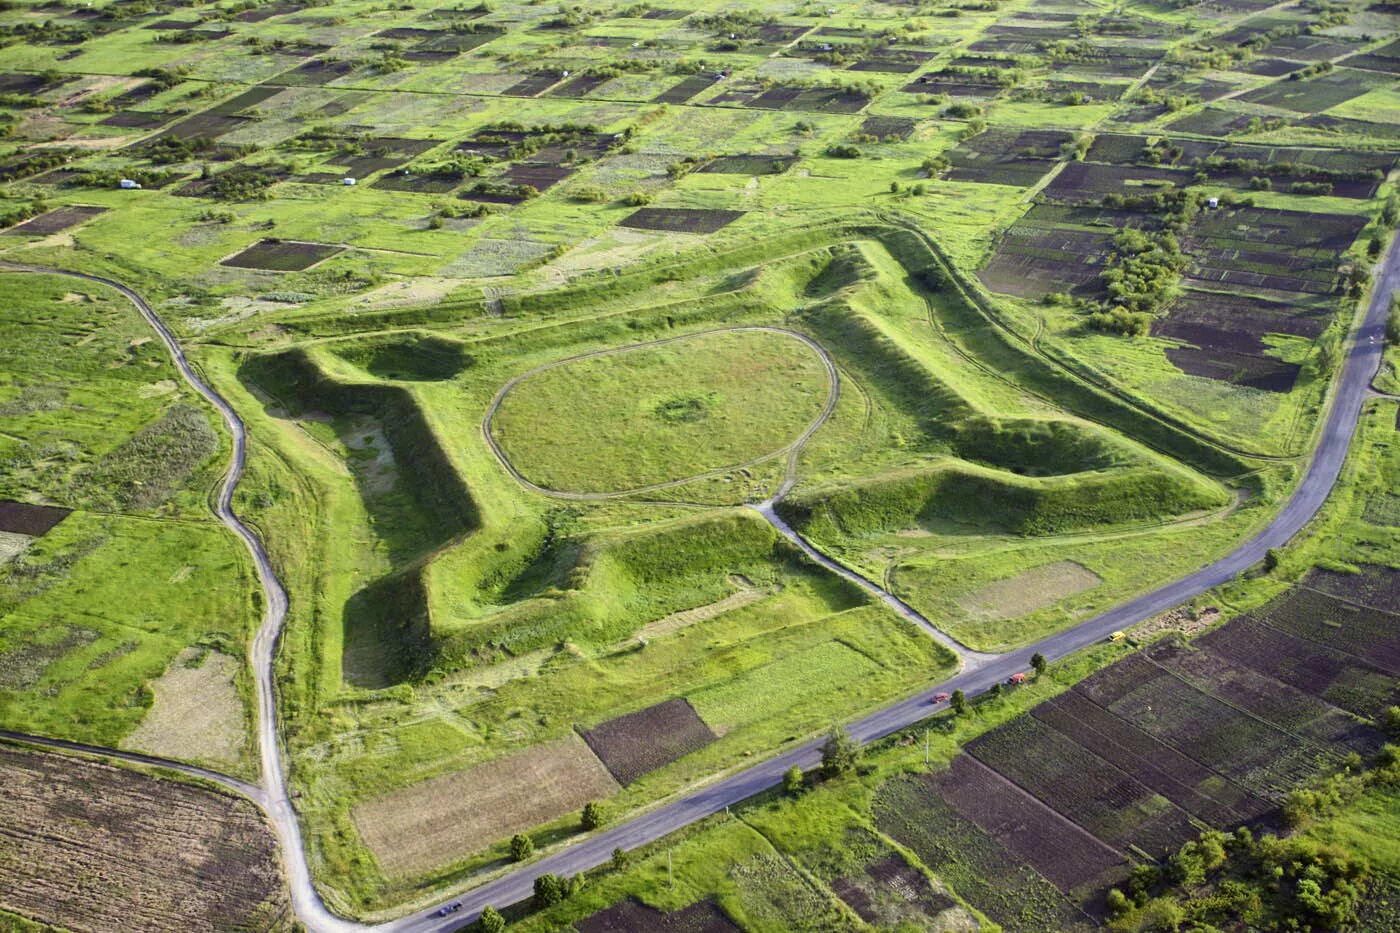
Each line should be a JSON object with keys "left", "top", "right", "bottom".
{"left": 0, "top": 0, "right": 1397, "bottom": 925}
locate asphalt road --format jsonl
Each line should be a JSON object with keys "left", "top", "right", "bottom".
{"left": 3, "top": 230, "right": 1396, "bottom": 933}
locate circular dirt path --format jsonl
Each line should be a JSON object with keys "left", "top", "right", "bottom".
{"left": 482, "top": 325, "right": 840, "bottom": 501}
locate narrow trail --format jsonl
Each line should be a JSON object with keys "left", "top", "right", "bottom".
{"left": 0, "top": 263, "right": 356, "bottom": 933}
{"left": 3, "top": 226, "right": 1397, "bottom": 933}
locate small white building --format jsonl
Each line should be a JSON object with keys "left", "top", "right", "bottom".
{"left": 1207, "top": 196, "right": 1219, "bottom": 208}
{"left": 342, "top": 177, "right": 357, "bottom": 186}
{"left": 119, "top": 178, "right": 141, "bottom": 189}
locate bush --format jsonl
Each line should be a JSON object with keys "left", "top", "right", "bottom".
{"left": 581, "top": 801, "right": 604, "bottom": 830}
{"left": 509, "top": 833, "right": 534, "bottom": 861}
{"left": 478, "top": 905, "right": 505, "bottom": 933}
{"left": 820, "top": 726, "right": 859, "bottom": 778}
{"left": 825, "top": 144, "right": 861, "bottom": 158}
{"left": 783, "top": 765, "right": 804, "bottom": 796}
{"left": 533, "top": 873, "right": 566, "bottom": 908}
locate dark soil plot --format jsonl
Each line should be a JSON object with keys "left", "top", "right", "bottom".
{"left": 1040, "top": 80, "right": 1128, "bottom": 102}
{"left": 0, "top": 746, "right": 287, "bottom": 931}
{"left": 1165, "top": 107, "right": 1258, "bottom": 136}
{"left": 273, "top": 58, "right": 356, "bottom": 87}
{"left": 1238, "top": 67, "right": 1386, "bottom": 113}
{"left": 370, "top": 171, "right": 463, "bottom": 193}
{"left": 502, "top": 72, "right": 566, "bottom": 97}
{"left": 576, "top": 897, "right": 739, "bottom": 932}
{"left": 1305, "top": 566, "right": 1400, "bottom": 614}
{"left": 1033, "top": 690, "right": 1274, "bottom": 827}
{"left": 1152, "top": 290, "right": 1326, "bottom": 392}
{"left": 148, "top": 111, "right": 249, "bottom": 141}
{"left": 504, "top": 162, "right": 574, "bottom": 192}
{"left": 946, "top": 127, "right": 1073, "bottom": 187}
{"left": 641, "top": 7, "right": 689, "bottom": 18}
{"left": 620, "top": 208, "right": 744, "bottom": 234}
{"left": 1238, "top": 57, "right": 1307, "bottom": 77}
{"left": 1075, "top": 654, "right": 1337, "bottom": 800}
{"left": 1044, "top": 161, "right": 1191, "bottom": 202}
{"left": 932, "top": 755, "right": 1127, "bottom": 893}
{"left": 829, "top": 854, "right": 956, "bottom": 926}
{"left": 100, "top": 110, "right": 179, "bottom": 129}
{"left": 1268, "top": 35, "right": 1361, "bottom": 62}
{"left": 221, "top": 239, "right": 343, "bottom": 272}
{"left": 580, "top": 698, "right": 717, "bottom": 785}
{"left": 859, "top": 115, "right": 917, "bottom": 140}
{"left": 904, "top": 72, "right": 1004, "bottom": 98}
{"left": 1143, "top": 641, "right": 1384, "bottom": 757}
{"left": 847, "top": 49, "right": 935, "bottom": 73}
{"left": 0, "top": 501, "right": 70, "bottom": 536}
{"left": 1200, "top": 617, "right": 1400, "bottom": 718}
{"left": 3, "top": 205, "right": 106, "bottom": 236}
{"left": 108, "top": 82, "right": 165, "bottom": 107}
{"left": 1345, "top": 42, "right": 1400, "bottom": 75}
{"left": 968, "top": 715, "right": 1199, "bottom": 856}
{"left": 210, "top": 85, "right": 286, "bottom": 115}
{"left": 873, "top": 773, "right": 1098, "bottom": 932}
{"left": 548, "top": 73, "right": 611, "bottom": 98}
{"left": 698, "top": 154, "right": 796, "bottom": 175}
{"left": 234, "top": 1, "right": 304, "bottom": 22}
{"left": 374, "top": 26, "right": 440, "bottom": 40}
{"left": 413, "top": 28, "right": 503, "bottom": 54}
{"left": 1300, "top": 113, "right": 1400, "bottom": 142}
{"left": 753, "top": 85, "right": 869, "bottom": 113}
{"left": 1183, "top": 207, "right": 1364, "bottom": 299}
{"left": 1163, "top": 346, "right": 1300, "bottom": 393}
{"left": 653, "top": 75, "right": 718, "bottom": 103}
{"left": 1254, "top": 586, "right": 1400, "bottom": 675}
{"left": 979, "top": 228, "right": 1114, "bottom": 298}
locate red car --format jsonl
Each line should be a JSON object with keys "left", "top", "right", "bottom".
{"left": 932, "top": 692, "right": 950, "bottom": 703}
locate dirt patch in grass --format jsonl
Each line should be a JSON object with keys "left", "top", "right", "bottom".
{"left": 620, "top": 207, "right": 745, "bottom": 234}
{"left": 3, "top": 205, "right": 106, "bottom": 236}
{"left": 221, "top": 239, "right": 343, "bottom": 272}
{"left": 352, "top": 734, "right": 618, "bottom": 876}
{"left": 576, "top": 897, "right": 740, "bottom": 932}
{"left": 0, "top": 744, "right": 287, "bottom": 932}
{"left": 580, "top": 697, "right": 717, "bottom": 786}
{"left": 0, "top": 530, "right": 32, "bottom": 564}
{"left": 121, "top": 648, "right": 245, "bottom": 769}
{"left": 830, "top": 854, "right": 965, "bottom": 928}
{"left": 699, "top": 154, "right": 797, "bottom": 175}
{"left": 0, "top": 500, "right": 71, "bottom": 536}
{"left": 956, "top": 560, "right": 1101, "bottom": 621}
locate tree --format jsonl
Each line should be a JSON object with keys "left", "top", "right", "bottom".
{"left": 1106, "top": 887, "right": 1130, "bottom": 917}
{"left": 533, "top": 873, "right": 566, "bottom": 908}
{"left": 783, "top": 765, "right": 805, "bottom": 796}
{"left": 820, "top": 726, "right": 860, "bottom": 778}
{"left": 510, "top": 833, "right": 534, "bottom": 862}
{"left": 1031, "top": 652, "right": 1047, "bottom": 675}
{"left": 950, "top": 689, "right": 967, "bottom": 715}
{"left": 581, "top": 801, "right": 604, "bottom": 830}
{"left": 611, "top": 847, "right": 629, "bottom": 872}
{"left": 478, "top": 905, "right": 505, "bottom": 933}
{"left": 1383, "top": 706, "right": 1400, "bottom": 738}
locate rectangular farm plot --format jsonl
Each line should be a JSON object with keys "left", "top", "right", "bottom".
{"left": 580, "top": 697, "right": 717, "bottom": 786}
{"left": 220, "top": 239, "right": 343, "bottom": 272}
{"left": 1198, "top": 616, "right": 1400, "bottom": 718}
{"left": 3, "top": 206, "right": 106, "bottom": 236}
{"left": 932, "top": 754, "right": 1127, "bottom": 893}
{"left": 621, "top": 208, "right": 745, "bottom": 234}
{"left": 1252, "top": 585, "right": 1400, "bottom": 675}
{"left": 1305, "top": 565, "right": 1400, "bottom": 614}
{"left": 352, "top": 734, "right": 619, "bottom": 876}
{"left": 1074, "top": 654, "right": 1337, "bottom": 800}
{"left": 1238, "top": 67, "right": 1388, "bottom": 113}
{"left": 1032, "top": 690, "right": 1274, "bottom": 827}
{"left": 576, "top": 898, "right": 740, "bottom": 933}
{"left": 0, "top": 500, "right": 71, "bottom": 536}
{"left": 967, "top": 714, "right": 1198, "bottom": 856}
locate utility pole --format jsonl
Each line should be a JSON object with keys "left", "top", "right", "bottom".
{"left": 924, "top": 729, "right": 929, "bottom": 766}
{"left": 668, "top": 851, "right": 673, "bottom": 889}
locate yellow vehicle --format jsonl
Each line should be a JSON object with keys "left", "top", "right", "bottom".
{"left": 1108, "top": 630, "right": 1126, "bottom": 643}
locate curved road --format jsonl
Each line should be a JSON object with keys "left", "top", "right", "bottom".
{"left": 3, "top": 229, "right": 1396, "bottom": 932}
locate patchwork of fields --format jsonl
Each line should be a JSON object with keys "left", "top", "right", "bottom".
{"left": 0, "top": 0, "right": 1396, "bottom": 927}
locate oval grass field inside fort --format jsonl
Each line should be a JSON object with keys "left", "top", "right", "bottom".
{"left": 488, "top": 328, "right": 833, "bottom": 494}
